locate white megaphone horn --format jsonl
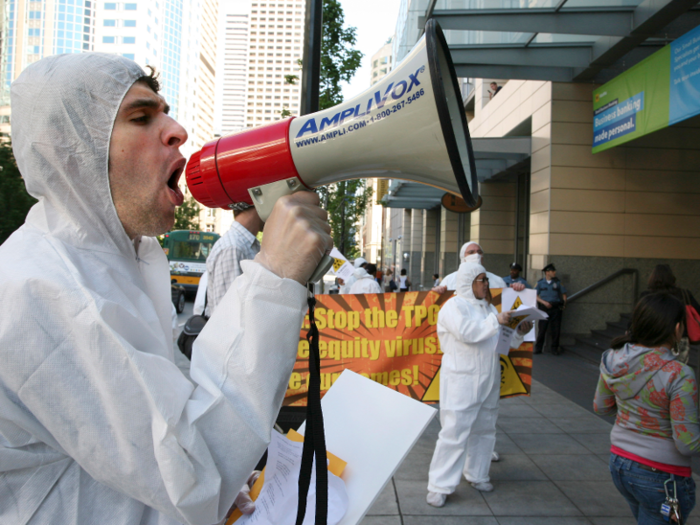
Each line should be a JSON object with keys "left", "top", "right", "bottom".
{"left": 185, "top": 19, "right": 478, "bottom": 224}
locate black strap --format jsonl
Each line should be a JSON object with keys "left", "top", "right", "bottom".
{"left": 295, "top": 284, "right": 328, "bottom": 525}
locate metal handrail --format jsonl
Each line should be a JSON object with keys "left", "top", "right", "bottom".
{"left": 567, "top": 268, "right": 638, "bottom": 306}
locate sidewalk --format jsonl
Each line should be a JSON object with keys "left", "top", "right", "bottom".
{"left": 361, "top": 378, "right": 700, "bottom": 525}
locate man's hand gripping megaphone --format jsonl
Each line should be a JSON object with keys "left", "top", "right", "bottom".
{"left": 254, "top": 190, "right": 333, "bottom": 285}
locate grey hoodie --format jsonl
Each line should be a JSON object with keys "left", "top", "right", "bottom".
{"left": 595, "top": 343, "right": 700, "bottom": 467}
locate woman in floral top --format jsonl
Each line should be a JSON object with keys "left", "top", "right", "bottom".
{"left": 594, "top": 293, "right": 699, "bottom": 524}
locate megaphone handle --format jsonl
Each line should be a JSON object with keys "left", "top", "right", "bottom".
{"left": 248, "top": 178, "right": 333, "bottom": 285}
{"left": 308, "top": 254, "right": 334, "bottom": 284}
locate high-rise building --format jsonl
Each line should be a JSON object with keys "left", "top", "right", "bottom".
{"left": 1, "top": 0, "right": 217, "bottom": 151}
{"left": 216, "top": 0, "right": 304, "bottom": 137}
{"left": 208, "top": 0, "right": 304, "bottom": 236}
{"left": 215, "top": 0, "right": 250, "bottom": 135}
{"left": 0, "top": 0, "right": 225, "bottom": 231}
{"left": 370, "top": 37, "right": 392, "bottom": 86}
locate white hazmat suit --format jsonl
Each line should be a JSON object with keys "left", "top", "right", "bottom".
{"left": 428, "top": 262, "right": 523, "bottom": 494}
{"left": 340, "top": 258, "right": 368, "bottom": 294}
{"left": 439, "top": 242, "right": 506, "bottom": 291}
{"left": 0, "top": 54, "right": 307, "bottom": 525}
{"left": 348, "top": 269, "right": 382, "bottom": 294}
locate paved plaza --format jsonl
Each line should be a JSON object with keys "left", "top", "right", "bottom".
{"left": 362, "top": 377, "right": 700, "bottom": 525}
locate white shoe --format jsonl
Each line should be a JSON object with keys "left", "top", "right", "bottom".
{"left": 471, "top": 482, "right": 494, "bottom": 492}
{"left": 491, "top": 450, "right": 500, "bottom": 462}
{"left": 426, "top": 491, "right": 446, "bottom": 507}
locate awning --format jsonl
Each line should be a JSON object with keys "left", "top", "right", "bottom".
{"left": 395, "top": 0, "right": 700, "bottom": 85}
{"left": 382, "top": 136, "right": 531, "bottom": 209}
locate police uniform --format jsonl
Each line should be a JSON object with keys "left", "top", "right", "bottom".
{"left": 535, "top": 264, "right": 567, "bottom": 355}
{"left": 503, "top": 275, "right": 531, "bottom": 288}
{"left": 503, "top": 262, "right": 531, "bottom": 288}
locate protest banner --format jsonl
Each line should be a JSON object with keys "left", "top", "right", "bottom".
{"left": 284, "top": 289, "right": 533, "bottom": 406}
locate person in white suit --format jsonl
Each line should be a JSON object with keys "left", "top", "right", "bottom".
{"left": 427, "top": 262, "right": 532, "bottom": 507}
{"left": 349, "top": 263, "right": 382, "bottom": 294}
{"left": 435, "top": 242, "right": 522, "bottom": 292}
{"left": 0, "top": 53, "right": 332, "bottom": 525}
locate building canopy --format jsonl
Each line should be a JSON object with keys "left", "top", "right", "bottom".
{"left": 404, "top": 0, "right": 700, "bottom": 85}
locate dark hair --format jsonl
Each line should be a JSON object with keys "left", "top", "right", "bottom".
{"left": 647, "top": 264, "right": 676, "bottom": 292}
{"left": 433, "top": 273, "right": 439, "bottom": 279}
{"left": 400, "top": 269, "right": 407, "bottom": 276}
{"left": 365, "top": 263, "right": 377, "bottom": 276}
{"left": 137, "top": 65, "right": 161, "bottom": 94}
{"left": 611, "top": 293, "right": 685, "bottom": 349}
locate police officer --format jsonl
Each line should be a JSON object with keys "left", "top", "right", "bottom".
{"left": 535, "top": 263, "right": 567, "bottom": 355}
{"left": 503, "top": 262, "right": 531, "bottom": 289}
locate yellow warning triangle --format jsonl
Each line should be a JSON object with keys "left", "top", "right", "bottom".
{"left": 510, "top": 296, "right": 523, "bottom": 310}
{"left": 500, "top": 355, "right": 528, "bottom": 397}
{"left": 332, "top": 257, "right": 345, "bottom": 272}
{"left": 422, "top": 359, "right": 528, "bottom": 402}
{"left": 423, "top": 368, "right": 441, "bottom": 402}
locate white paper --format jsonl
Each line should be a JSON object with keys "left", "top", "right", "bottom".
{"left": 298, "top": 370, "right": 436, "bottom": 525}
{"left": 500, "top": 288, "right": 538, "bottom": 341}
{"left": 496, "top": 326, "right": 516, "bottom": 356}
{"left": 510, "top": 306, "right": 549, "bottom": 323}
{"left": 494, "top": 307, "right": 548, "bottom": 355}
{"left": 237, "top": 430, "right": 348, "bottom": 525}
{"left": 328, "top": 247, "right": 354, "bottom": 283}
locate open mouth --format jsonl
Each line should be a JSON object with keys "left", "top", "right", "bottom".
{"left": 167, "top": 164, "right": 185, "bottom": 206}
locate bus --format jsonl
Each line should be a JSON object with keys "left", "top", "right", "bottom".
{"left": 162, "top": 230, "right": 220, "bottom": 295}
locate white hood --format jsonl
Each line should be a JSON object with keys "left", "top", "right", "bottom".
{"left": 456, "top": 261, "right": 487, "bottom": 304}
{"left": 353, "top": 257, "right": 368, "bottom": 268}
{"left": 459, "top": 241, "right": 482, "bottom": 264}
{"left": 12, "top": 53, "right": 145, "bottom": 256}
{"left": 354, "top": 267, "right": 370, "bottom": 279}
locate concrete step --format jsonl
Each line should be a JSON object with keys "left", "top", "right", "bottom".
{"left": 560, "top": 342, "right": 604, "bottom": 365}
{"left": 606, "top": 320, "right": 629, "bottom": 332}
{"left": 586, "top": 331, "right": 613, "bottom": 347}
{"left": 591, "top": 328, "right": 624, "bottom": 340}
{"left": 575, "top": 335, "right": 610, "bottom": 352}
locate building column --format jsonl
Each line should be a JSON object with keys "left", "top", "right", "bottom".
{"left": 397, "top": 209, "right": 412, "bottom": 274}
{"left": 409, "top": 209, "right": 423, "bottom": 288}
{"left": 421, "top": 209, "right": 439, "bottom": 288}
{"left": 439, "top": 207, "right": 459, "bottom": 278}
{"left": 470, "top": 182, "right": 517, "bottom": 275}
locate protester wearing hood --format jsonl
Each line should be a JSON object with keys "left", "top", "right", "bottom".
{"left": 0, "top": 54, "right": 332, "bottom": 525}
{"left": 349, "top": 263, "right": 382, "bottom": 294}
{"left": 427, "top": 262, "right": 532, "bottom": 507}
{"left": 594, "top": 293, "right": 700, "bottom": 524}
{"left": 340, "top": 257, "right": 368, "bottom": 294}
{"left": 434, "top": 242, "right": 521, "bottom": 293}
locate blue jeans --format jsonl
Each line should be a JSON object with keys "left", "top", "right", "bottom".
{"left": 609, "top": 453, "right": 696, "bottom": 524}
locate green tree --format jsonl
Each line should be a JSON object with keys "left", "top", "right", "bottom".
{"left": 280, "top": 0, "right": 367, "bottom": 257}
{"left": 0, "top": 140, "right": 37, "bottom": 244}
{"left": 173, "top": 196, "right": 201, "bottom": 231}
{"left": 326, "top": 180, "right": 372, "bottom": 259}
{"left": 319, "top": 0, "right": 366, "bottom": 258}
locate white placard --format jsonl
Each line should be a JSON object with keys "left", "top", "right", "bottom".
{"left": 328, "top": 247, "right": 355, "bottom": 283}
{"left": 298, "top": 370, "right": 436, "bottom": 525}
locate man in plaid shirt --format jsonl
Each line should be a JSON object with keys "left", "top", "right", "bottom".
{"left": 205, "top": 207, "right": 264, "bottom": 316}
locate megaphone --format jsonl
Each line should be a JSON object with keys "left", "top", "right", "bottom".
{"left": 185, "top": 19, "right": 478, "bottom": 222}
